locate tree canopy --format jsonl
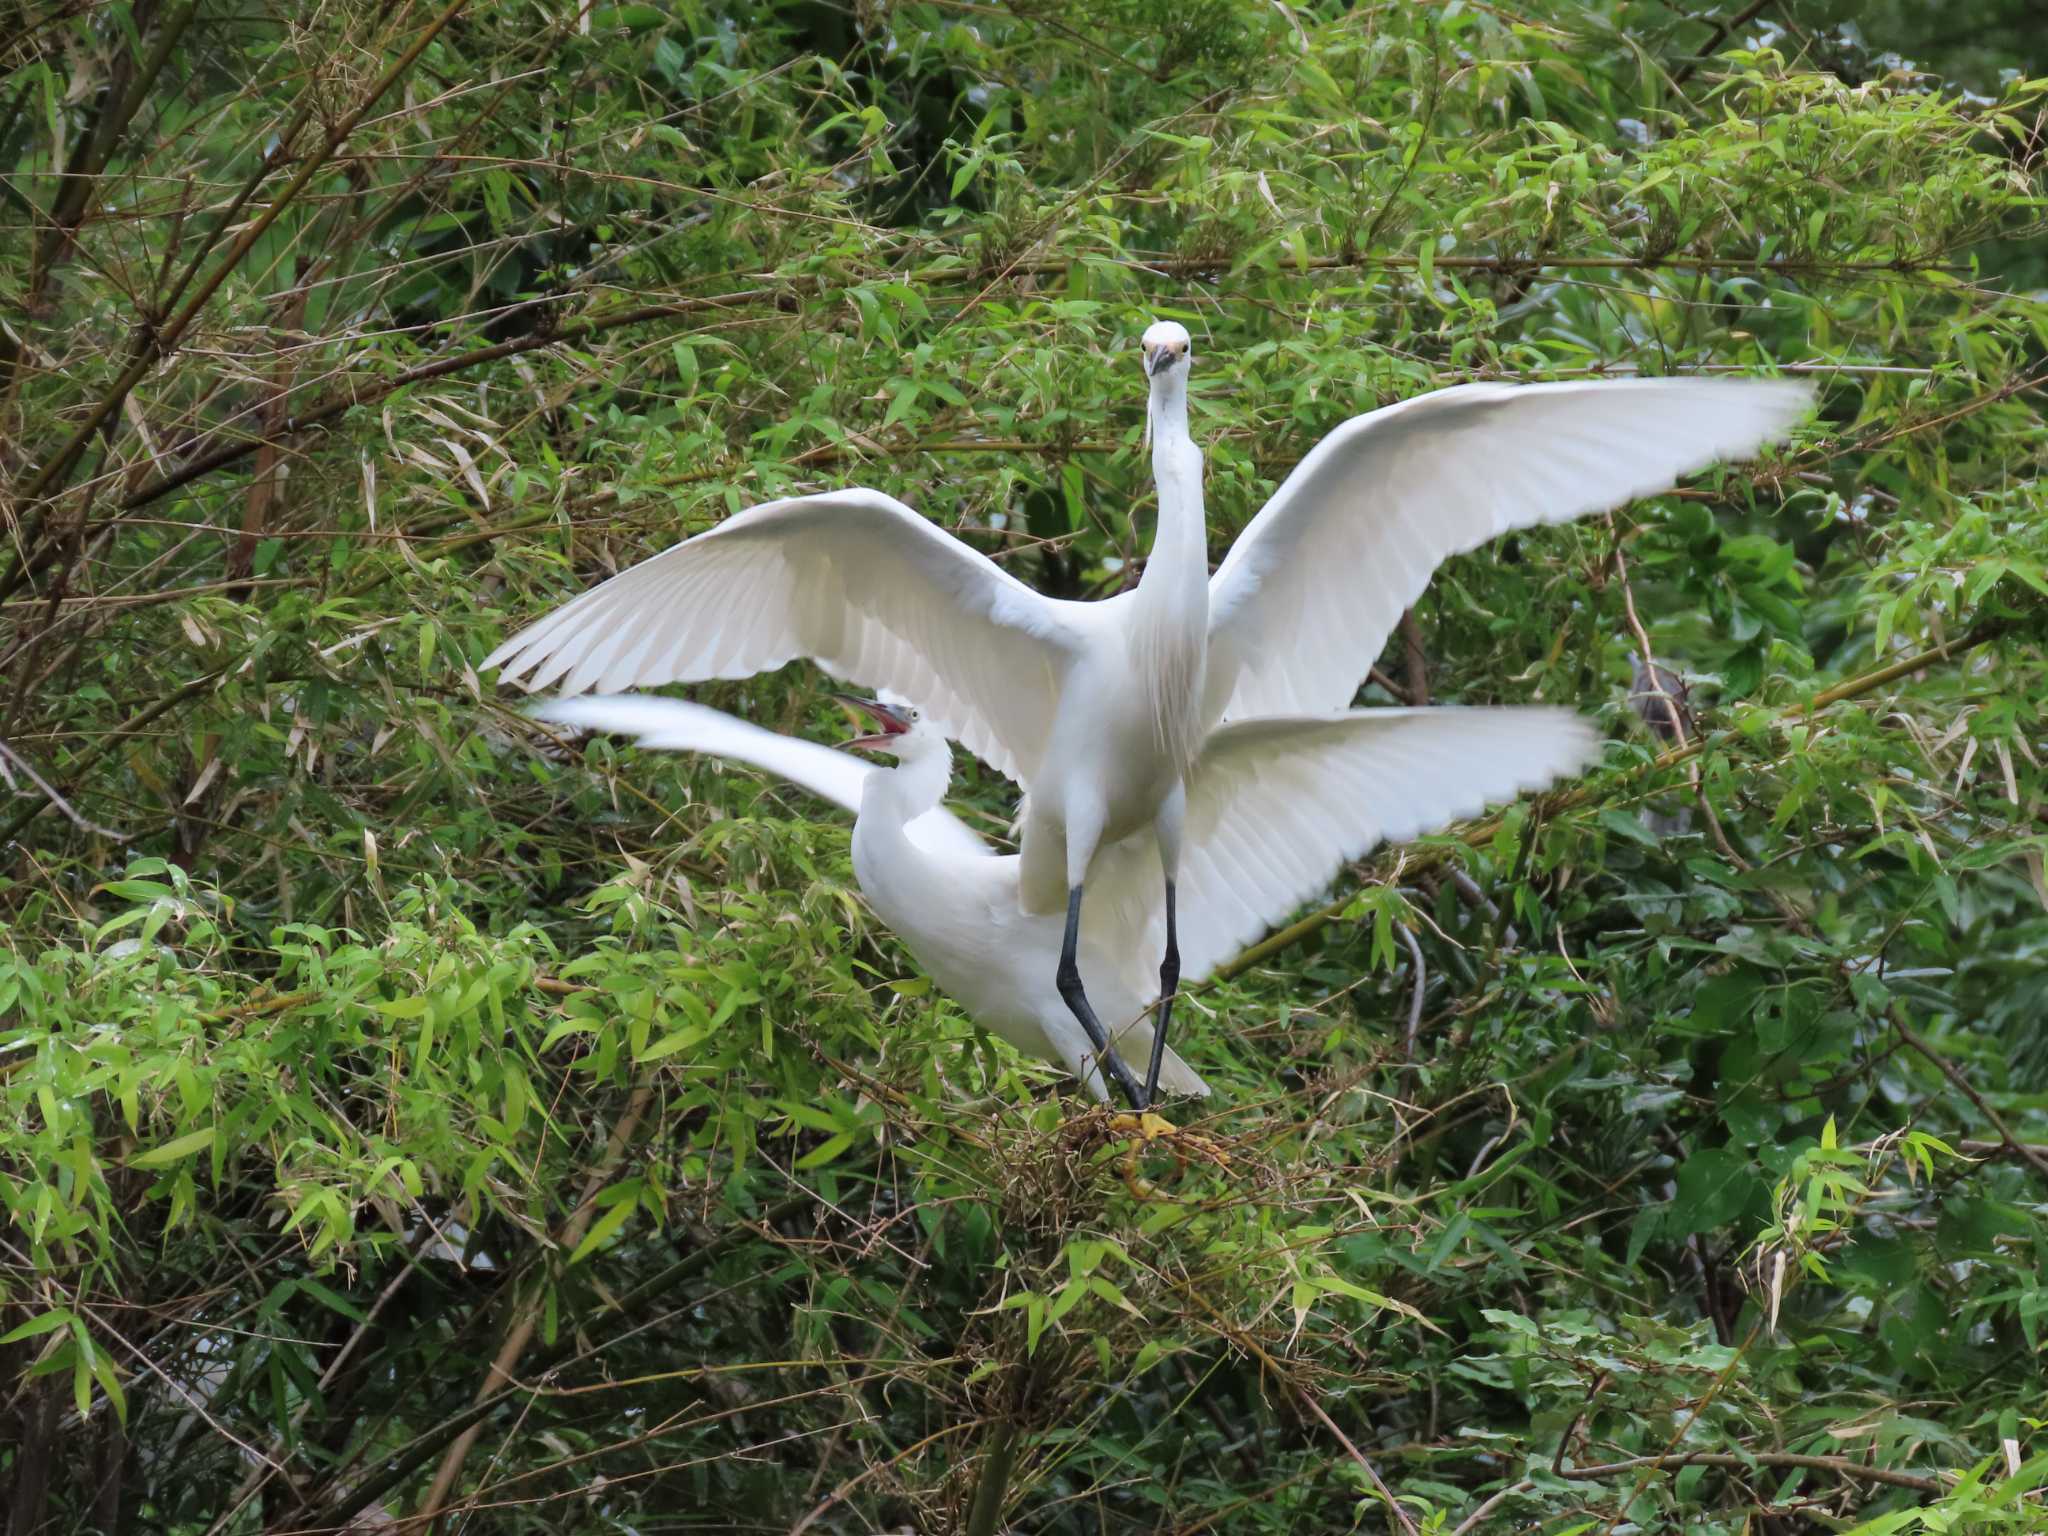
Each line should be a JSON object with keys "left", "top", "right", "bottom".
{"left": 3, "top": 1, "right": 2047, "bottom": 1531}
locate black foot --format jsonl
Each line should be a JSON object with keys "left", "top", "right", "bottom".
{"left": 1059, "top": 883, "right": 1147, "bottom": 1109}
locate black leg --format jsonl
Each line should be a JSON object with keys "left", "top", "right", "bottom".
{"left": 1142, "top": 880, "right": 1180, "bottom": 1104}
{"left": 1057, "top": 884, "right": 1147, "bottom": 1110}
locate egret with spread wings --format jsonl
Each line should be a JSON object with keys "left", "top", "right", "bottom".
{"left": 488, "top": 324, "right": 1810, "bottom": 1108}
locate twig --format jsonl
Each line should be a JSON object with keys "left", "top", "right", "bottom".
{"left": 1397, "top": 924, "right": 1426, "bottom": 1062}
{"left": 1445, "top": 868, "right": 1514, "bottom": 947}
{"left": 789, "top": 1422, "right": 978, "bottom": 1535}
{"left": 1368, "top": 665, "right": 1416, "bottom": 704}
{"left": 0, "top": 0, "right": 474, "bottom": 598}
{"left": 292, "top": 1194, "right": 818, "bottom": 1532}
{"left": 1587, "top": 1316, "right": 1764, "bottom": 1536}
{"left": 1673, "top": 0, "right": 1777, "bottom": 87}
{"left": 1177, "top": 1288, "right": 1417, "bottom": 1536}
{"left": 1611, "top": 535, "right": 1687, "bottom": 749}
{"left": 88, "top": 259, "right": 1969, "bottom": 528}
{"left": 28, "top": 0, "right": 201, "bottom": 284}
{"left": 0, "top": 670, "right": 216, "bottom": 848}
{"left": 112, "top": 289, "right": 778, "bottom": 519}
{"left": 201, "top": 1229, "right": 430, "bottom": 1535}
{"left": 1561, "top": 1449, "right": 1941, "bottom": 1496}
{"left": 1610, "top": 528, "right": 1764, "bottom": 887}
{"left": 1293, "top": 1383, "right": 1417, "bottom": 1536}
{"left": 1553, "top": 1372, "right": 1609, "bottom": 1475}
{"left": 1449, "top": 1480, "right": 1533, "bottom": 1536}
{"left": 1890, "top": 1008, "right": 2048, "bottom": 1181}
{"left": 1954, "top": 1138, "right": 2048, "bottom": 1161}
{"left": 84, "top": 1305, "right": 293, "bottom": 1481}
{"left": 0, "top": 736, "right": 127, "bottom": 841}
{"left": 14, "top": 0, "right": 469, "bottom": 507}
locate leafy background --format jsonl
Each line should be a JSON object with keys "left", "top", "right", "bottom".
{"left": 3, "top": 0, "right": 2047, "bottom": 1531}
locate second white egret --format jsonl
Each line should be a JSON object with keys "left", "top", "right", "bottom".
{"left": 531, "top": 691, "right": 1603, "bottom": 1104}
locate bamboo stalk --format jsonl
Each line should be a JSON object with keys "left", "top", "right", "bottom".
{"left": 962, "top": 1418, "right": 1021, "bottom": 1536}
{"left": 414, "top": 1076, "right": 655, "bottom": 1526}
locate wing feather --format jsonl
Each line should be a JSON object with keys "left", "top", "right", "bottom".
{"left": 1205, "top": 377, "right": 1813, "bottom": 722}
{"left": 488, "top": 490, "right": 1082, "bottom": 786}
{"left": 526, "top": 694, "right": 992, "bottom": 863}
{"left": 1091, "top": 707, "right": 1603, "bottom": 986}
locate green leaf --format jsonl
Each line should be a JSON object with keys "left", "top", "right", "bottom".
{"left": 638, "top": 1026, "right": 706, "bottom": 1063}
{"left": 0, "top": 1309, "right": 76, "bottom": 1345}
{"left": 130, "top": 1127, "right": 216, "bottom": 1169}
{"left": 86, "top": 1341, "right": 127, "bottom": 1425}
{"left": 1669, "top": 1147, "right": 1761, "bottom": 1237}
{"left": 570, "top": 1199, "right": 636, "bottom": 1265}
{"left": 795, "top": 1131, "right": 857, "bottom": 1170}
{"left": 1598, "top": 808, "right": 1662, "bottom": 848}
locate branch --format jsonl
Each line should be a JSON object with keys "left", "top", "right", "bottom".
{"left": 1449, "top": 1480, "right": 1533, "bottom": 1536}
{"left": 1292, "top": 1378, "right": 1418, "bottom": 1536}
{"left": 200, "top": 1228, "right": 430, "bottom": 1536}
{"left": 1177, "top": 1287, "right": 1417, "bottom": 1536}
{"left": 1559, "top": 1448, "right": 1941, "bottom": 1496}
{"left": 1890, "top": 1008, "right": 2048, "bottom": 1182}
{"left": 789, "top": 1422, "right": 978, "bottom": 1535}
{"left": 0, "top": 735, "right": 127, "bottom": 841}
{"left": 96, "top": 255, "right": 1967, "bottom": 526}
{"left": 1673, "top": 0, "right": 1777, "bottom": 88}
{"left": 30, "top": 0, "right": 202, "bottom": 284}
{"left": 0, "top": 671, "right": 215, "bottom": 849}
{"left": 3, "top": 0, "right": 472, "bottom": 594}
{"left": 1399, "top": 609, "right": 1428, "bottom": 707}
{"left": 114, "top": 290, "right": 777, "bottom": 518}
{"left": 0, "top": 499, "right": 599, "bottom": 850}
{"left": 1397, "top": 923, "right": 1426, "bottom": 1062}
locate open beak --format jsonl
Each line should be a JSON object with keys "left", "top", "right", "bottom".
{"left": 830, "top": 692, "right": 911, "bottom": 752}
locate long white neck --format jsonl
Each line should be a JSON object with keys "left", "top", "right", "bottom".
{"left": 856, "top": 734, "right": 952, "bottom": 842}
{"left": 1141, "top": 372, "right": 1208, "bottom": 604}
{"left": 1131, "top": 371, "right": 1208, "bottom": 765}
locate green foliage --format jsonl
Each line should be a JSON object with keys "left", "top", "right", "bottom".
{"left": 3, "top": 0, "right": 2048, "bottom": 1531}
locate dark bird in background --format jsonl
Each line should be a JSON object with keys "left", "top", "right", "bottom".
{"left": 1627, "top": 652, "right": 1695, "bottom": 839}
{"left": 1628, "top": 653, "right": 1695, "bottom": 746}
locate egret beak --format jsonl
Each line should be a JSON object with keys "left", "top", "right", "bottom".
{"left": 830, "top": 692, "right": 911, "bottom": 753}
{"left": 1144, "top": 340, "right": 1187, "bottom": 377}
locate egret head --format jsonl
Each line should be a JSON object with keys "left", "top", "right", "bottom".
{"left": 1140, "top": 320, "right": 1192, "bottom": 380}
{"left": 831, "top": 692, "right": 925, "bottom": 756}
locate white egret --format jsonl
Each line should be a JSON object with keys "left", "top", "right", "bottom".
{"left": 487, "top": 324, "right": 1810, "bottom": 1106}
{"left": 529, "top": 690, "right": 1601, "bottom": 1105}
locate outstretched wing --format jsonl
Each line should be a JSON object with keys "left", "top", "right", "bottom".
{"left": 1204, "top": 377, "right": 1813, "bottom": 723}
{"left": 527, "top": 693, "right": 992, "bottom": 863}
{"left": 488, "top": 490, "right": 1083, "bottom": 787}
{"left": 1090, "top": 707, "right": 1602, "bottom": 986}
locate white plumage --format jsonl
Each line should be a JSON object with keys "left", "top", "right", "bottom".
{"left": 1203, "top": 376, "right": 1816, "bottom": 723}
{"left": 531, "top": 693, "right": 1602, "bottom": 1102}
{"left": 489, "top": 323, "right": 1811, "bottom": 1105}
